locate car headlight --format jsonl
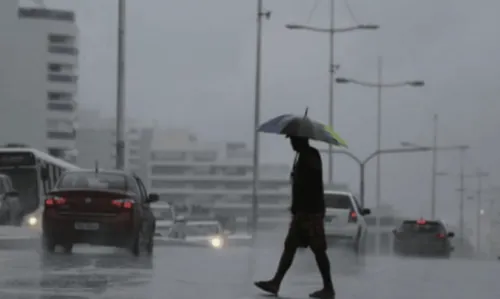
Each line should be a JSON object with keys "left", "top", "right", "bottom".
{"left": 210, "top": 237, "right": 223, "bottom": 248}
{"left": 28, "top": 216, "right": 37, "bottom": 226}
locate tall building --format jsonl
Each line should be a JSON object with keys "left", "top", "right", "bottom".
{"left": 0, "top": 2, "right": 78, "bottom": 162}
{"left": 76, "top": 109, "right": 148, "bottom": 174}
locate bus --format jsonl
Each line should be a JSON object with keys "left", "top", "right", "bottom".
{"left": 0, "top": 147, "right": 80, "bottom": 228}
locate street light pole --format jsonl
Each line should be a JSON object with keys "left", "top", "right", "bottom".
{"left": 458, "top": 147, "right": 466, "bottom": 243}
{"left": 475, "top": 170, "right": 489, "bottom": 253}
{"left": 327, "top": 0, "right": 335, "bottom": 185}
{"left": 115, "top": 0, "right": 126, "bottom": 170}
{"left": 375, "top": 56, "right": 382, "bottom": 216}
{"left": 251, "top": 0, "right": 270, "bottom": 237}
{"left": 431, "top": 114, "right": 438, "bottom": 219}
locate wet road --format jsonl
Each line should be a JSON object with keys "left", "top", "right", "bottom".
{"left": 0, "top": 241, "right": 499, "bottom": 299}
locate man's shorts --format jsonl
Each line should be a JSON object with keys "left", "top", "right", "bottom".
{"left": 284, "top": 213, "right": 327, "bottom": 251}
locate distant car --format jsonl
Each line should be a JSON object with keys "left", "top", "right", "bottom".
{"left": 156, "top": 218, "right": 226, "bottom": 249}
{"left": 0, "top": 174, "right": 23, "bottom": 226}
{"left": 392, "top": 218, "right": 455, "bottom": 258}
{"left": 42, "top": 169, "right": 159, "bottom": 256}
{"left": 323, "top": 190, "right": 371, "bottom": 253}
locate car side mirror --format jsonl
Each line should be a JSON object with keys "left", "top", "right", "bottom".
{"left": 392, "top": 229, "right": 398, "bottom": 236}
{"left": 6, "top": 190, "right": 19, "bottom": 197}
{"left": 146, "top": 193, "right": 159, "bottom": 203}
{"left": 362, "top": 208, "right": 371, "bottom": 216}
{"left": 447, "top": 232, "right": 455, "bottom": 238}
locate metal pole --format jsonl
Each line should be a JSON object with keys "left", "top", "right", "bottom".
{"left": 359, "top": 163, "right": 365, "bottom": 207}
{"left": 375, "top": 56, "right": 382, "bottom": 255}
{"left": 431, "top": 114, "right": 438, "bottom": 219}
{"left": 476, "top": 175, "right": 483, "bottom": 253}
{"left": 251, "top": 0, "right": 264, "bottom": 237}
{"left": 458, "top": 148, "right": 465, "bottom": 244}
{"left": 115, "top": 0, "right": 126, "bottom": 170}
{"left": 327, "top": 0, "right": 335, "bottom": 185}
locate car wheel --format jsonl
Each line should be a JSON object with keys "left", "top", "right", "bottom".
{"left": 146, "top": 236, "right": 154, "bottom": 255}
{"left": 353, "top": 229, "right": 363, "bottom": 254}
{"left": 130, "top": 232, "right": 141, "bottom": 257}
{"left": 42, "top": 235, "right": 56, "bottom": 253}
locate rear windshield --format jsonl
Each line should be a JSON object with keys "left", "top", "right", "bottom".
{"left": 324, "top": 193, "right": 352, "bottom": 209}
{"left": 400, "top": 220, "right": 444, "bottom": 234}
{"left": 57, "top": 172, "right": 127, "bottom": 191}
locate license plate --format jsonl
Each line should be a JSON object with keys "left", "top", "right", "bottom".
{"left": 74, "top": 222, "right": 99, "bottom": 230}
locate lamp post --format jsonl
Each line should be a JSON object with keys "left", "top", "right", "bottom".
{"left": 467, "top": 170, "right": 489, "bottom": 253}
{"left": 251, "top": 0, "right": 271, "bottom": 238}
{"left": 336, "top": 70, "right": 424, "bottom": 225}
{"left": 115, "top": 0, "right": 126, "bottom": 170}
{"left": 285, "top": 18, "right": 379, "bottom": 186}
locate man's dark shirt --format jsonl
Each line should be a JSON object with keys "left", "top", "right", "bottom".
{"left": 291, "top": 146, "right": 324, "bottom": 215}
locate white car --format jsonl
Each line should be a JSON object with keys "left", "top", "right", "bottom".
{"left": 323, "top": 190, "right": 371, "bottom": 252}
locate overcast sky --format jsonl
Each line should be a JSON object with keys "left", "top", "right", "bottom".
{"left": 38, "top": 0, "right": 500, "bottom": 225}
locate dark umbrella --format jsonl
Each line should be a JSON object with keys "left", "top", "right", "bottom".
{"left": 257, "top": 113, "right": 347, "bottom": 147}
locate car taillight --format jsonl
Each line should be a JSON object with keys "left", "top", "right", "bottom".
{"left": 45, "top": 196, "right": 66, "bottom": 206}
{"left": 437, "top": 233, "right": 445, "bottom": 239}
{"left": 112, "top": 199, "right": 134, "bottom": 209}
{"left": 348, "top": 211, "right": 358, "bottom": 223}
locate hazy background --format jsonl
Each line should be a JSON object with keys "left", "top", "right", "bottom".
{"left": 32, "top": 0, "right": 500, "bottom": 224}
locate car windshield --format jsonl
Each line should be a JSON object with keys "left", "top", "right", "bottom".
{"left": 57, "top": 172, "right": 127, "bottom": 191}
{"left": 324, "top": 193, "right": 352, "bottom": 209}
{"left": 401, "top": 220, "right": 444, "bottom": 234}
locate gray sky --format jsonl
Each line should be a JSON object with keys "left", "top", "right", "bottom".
{"left": 42, "top": 0, "right": 500, "bottom": 224}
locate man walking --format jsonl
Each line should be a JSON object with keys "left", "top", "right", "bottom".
{"left": 254, "top": 136, "right": 335, "bottom": 299}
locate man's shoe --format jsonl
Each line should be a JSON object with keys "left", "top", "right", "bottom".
{"left": 254, "top": 280, "right": 279, "bottom": 296}
{"left": 309, "top": 288, "right": 335, "bottom": 299}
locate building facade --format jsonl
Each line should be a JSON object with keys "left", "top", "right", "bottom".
{"left": 0, "top": 2, "right": 78, "bottom": 162}
{"left": 76, "top": 109, "right": 148, "bottom": 174}
{"left": 147, "top": 129, "right": 292, "bottom": 208}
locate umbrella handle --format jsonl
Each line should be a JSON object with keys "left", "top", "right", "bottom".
{"left": 291, "top": 106, "right": 309, "bottom": 167}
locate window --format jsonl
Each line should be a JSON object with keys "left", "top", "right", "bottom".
{"left": 48, "top": 91, "right": 72, "bottom": 101}
{"left": 151, "top": 151, "right": 186, "bottom": 161}
{"left": 324, "top": 193, "right": 352, "bottom": 209}
{"left": 47, "top": 131, "right": 75, "bottom": 140}
{"left": 48, "top": 148, "right": 66, "bottom": 158}
{"left": 0, "top": 178, "right": 6, "bottom": 194}
{"left": 47, "top": 63, "right": 75, "bottom": 73}
{"left": 224, "top": 182, "right": 249, "bottom": 190}
{"left": 191, "top": 166, "right": 215, "bottom": 175}
{"left": 47, "top": 119, "right": 73, "bottom": 131}
{"left": 48, "top": 74, "right": 76, "bottom": 83}
{"left": 48, "top": 34, "right": 75, "bottom": 45}
{"left": 135, "top": 178, "right": 148, "bottom": 201}
{"left": 58, "top": 172, "right": 127, "bottom": 191}
{"left": 192, "top": 182, "right": 218, "bottom": 189}
{"left": 191, "top": 151, "right": 217, "bottom": 162}
{"left": 151, "top": 166, "right": 186, "bottom": 175}
{"left": 48, "top": 46, "right": 78, "bottom": 55}
{"left": 47, "top": 102, "right": 74, "bottom": 111}
{"left": 223, "top": 167, "right": 248, "bottom": 176}
{"left": 19, "top": 9, "right": 75, "bottom": 22}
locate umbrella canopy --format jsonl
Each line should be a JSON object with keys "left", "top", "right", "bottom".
{"left": 258, "top": 114, "right": 347, "bottom": 147}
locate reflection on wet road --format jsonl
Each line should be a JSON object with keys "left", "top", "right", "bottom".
{"left": 0, "top": 242, "right": 499, "bottom": 299}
